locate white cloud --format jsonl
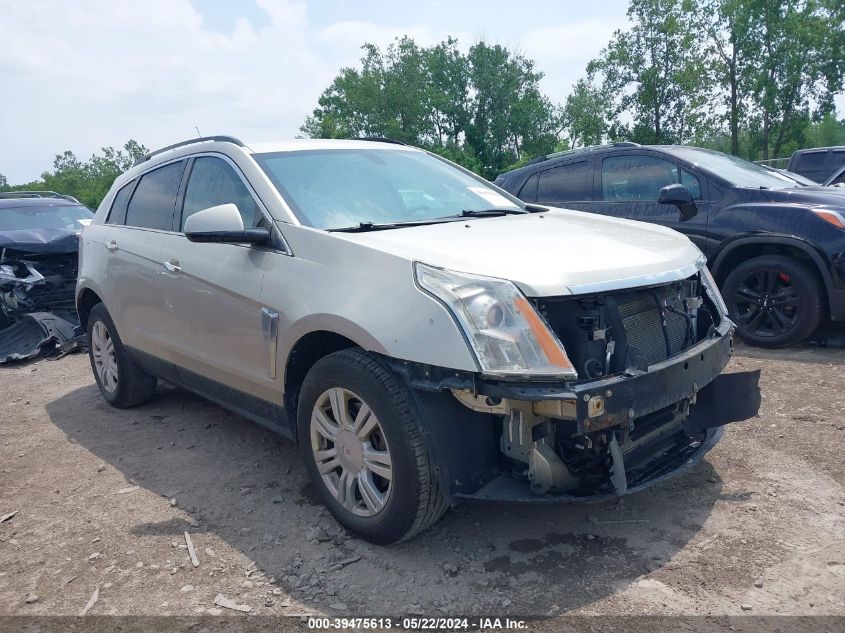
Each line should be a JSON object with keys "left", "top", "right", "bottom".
{"left": 0, "top": 0, "right": 614, "bottom": 183}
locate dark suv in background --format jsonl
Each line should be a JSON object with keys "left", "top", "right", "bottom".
{"left": 495, "top": 144, "right": 845, "bottom": 347}
{"left": 788, "top": 146, "right": 845, "bottom": 184}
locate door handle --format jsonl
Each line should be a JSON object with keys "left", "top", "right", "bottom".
{"left": 106, "top": 240, "right": 118, "bottom": 251}
{"left": 162, "top": 260, "right": 182, "bottom": 273}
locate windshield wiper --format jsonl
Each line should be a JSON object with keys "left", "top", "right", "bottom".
{"left": 328, "top": 208, "right": 529, "bottom": 233}
{"left": 328, "top": 219, "right": 460, "bottom": 233}
{"left": 458, "top": 208, "right": 529, "bottom": 217}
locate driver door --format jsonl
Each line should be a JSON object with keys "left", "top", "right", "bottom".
{"left": 594, "top": 153, "right": 710, "bottom": 252}
{"left": 156, "top": 155, "right": 273, "bottom": 398}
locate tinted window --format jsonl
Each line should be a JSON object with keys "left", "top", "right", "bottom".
{"left": 125, "top": 162, "right": 185, "bottom": 230}
{"left": 680, "top": 169, "right": 702, "bottom": 200}
{"left": 519, "top": 173, "right": 539, "bottom": 202}
{"left": 106, "top": 181, "right": 134, "bottom": 225}
{"left": 603, "top": 156, "right": 686, "bottom": 201}
{"left": 795, "top": 151, "right": 828, "bottom": 173}
{"left": 182, "top": 157, "right": 263, "bottom": 230}
{"left": 537, "top": 161, "right": 592, "bottom": 202}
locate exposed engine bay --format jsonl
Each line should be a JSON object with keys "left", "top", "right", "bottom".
{"left": 0, "top": 251, "right": 80, "bottom": 328}
{"left": 448, "top": 272, "right": 760, "bottom": 500}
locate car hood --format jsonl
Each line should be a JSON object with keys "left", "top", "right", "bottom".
{"left": 0, "top": 228, "right": 81, "bottom": 255}
{"left": 756, "top": 186, "right": 845, "bottom": 208}
{"left": 335, "top": 208, "right": 704, "bottom": 297}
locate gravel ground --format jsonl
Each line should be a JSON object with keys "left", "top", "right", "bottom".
{"left": 0, "top": 343, "right": 843, "bottom": 619}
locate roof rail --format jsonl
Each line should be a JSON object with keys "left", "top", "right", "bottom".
{"left": 525, "top": 142, "right": 642, "bottom": 167}
{"left": 133, "top": 135, "right": 247, "bottom": 167}
{"left": 0, "top": 191, "right": 81, "bottom": 203}
{"left": 351, "top": 137, "right": 408, "bottom": 146}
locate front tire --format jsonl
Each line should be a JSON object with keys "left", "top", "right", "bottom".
{"left": 722, "top": 255, "right": 822, "bottom": 347}
{"left": 297, "top": 349, "right": 448, "bottom": 544}
{"left": 87, "top": 303, "right": 157, "bottom": 408}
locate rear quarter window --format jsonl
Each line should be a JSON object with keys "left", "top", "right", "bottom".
{"left": 125, "top": 161, "right": 186, "bottom": 231}
{"left": 106, "top": 181, "right": 135, "bottom": 225}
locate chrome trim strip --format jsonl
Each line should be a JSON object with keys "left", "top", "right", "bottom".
{"left": 261, "top": 307, "right": 280, "bottom": 379}
{"left": 565, "top": 256, "right": 707, "bottom": 296}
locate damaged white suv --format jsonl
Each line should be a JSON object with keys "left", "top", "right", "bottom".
{"left": 77, "top": 137, "right": 759, "bottom": 543}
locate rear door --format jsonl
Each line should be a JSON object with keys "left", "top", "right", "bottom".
{"left": 592, "top": 152, "right": 710, "bottom": 251}
{"left": 533, "top": 159, "right": 594, "bottom": 211}
{"left": 157, "top": 154, "right": 274, "bottom": 399}
{"left": 104, "top": 160, "right": 186, "bottom": 358}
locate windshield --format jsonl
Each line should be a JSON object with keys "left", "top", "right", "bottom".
{"left": 254, "top": 149, "right": 521, "bottom": 230}
{"left": 667, "top": 147, "right": 801, "bottom": 190}
{"left": 0, "top": 204, "right": 94, "bottom": 231}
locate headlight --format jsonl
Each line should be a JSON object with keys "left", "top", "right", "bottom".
{"left": 699, "top": 264, "right": 728, "bottom": 316}
{"left": 415, "top": 262, "right": 577, "bottom": 378}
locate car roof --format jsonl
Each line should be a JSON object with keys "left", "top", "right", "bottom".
{"left": 499, "top": 142, "right": 684, "bottom": 180}
{"left": 792, "top": 146, "right": 845, "bottom": 153}
{"left": 116, "top": 137, "right": 421, "bottom": 189}
{"left": 247, "top": 139, "right": 419, "bottom": 154}
{"left": 0, "top": 198, "right": 85, "bottom": 210}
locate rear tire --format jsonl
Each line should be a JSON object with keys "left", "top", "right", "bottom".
{"left": 297, "top": 349, "right": 448, "bottom": 544}
{"left": 87, "top": 303, "right": 157, "bottom": 408}
{"left": 722, "top": 255, "right": 822, "bottom": 347}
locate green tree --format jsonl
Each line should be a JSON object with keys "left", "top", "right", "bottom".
{"left": 301, "top": 37, "right": 559, "bottom": 179}
{"left": 3, "top": 140, "right": 147, "bottom": 208}
{"left": 561, "top": 79, "right": 612, "bottom": 147}
{"left": 589, "top": 0, "right": 711, "bottom": 145}
{"left": 0, "top": 173, "right": 8, "bottom": 191}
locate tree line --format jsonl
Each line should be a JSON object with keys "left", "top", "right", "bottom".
{"left": 0, "top": 141, "right": 147, "bottom": 210}
{"left": 303, "top": 0, "right": 845, "bottom": 178}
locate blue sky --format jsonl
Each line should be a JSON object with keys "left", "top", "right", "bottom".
{"left": 0, "top": 1, "right": 839, "bottom": 184}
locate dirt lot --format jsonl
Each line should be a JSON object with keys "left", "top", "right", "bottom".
{"left": 1, "top": 343, "right": 843, "bottom": 620}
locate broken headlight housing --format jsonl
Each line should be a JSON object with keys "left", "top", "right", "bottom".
{"left": 699, "top": 264, "right": 729, "bottom": 316}
{"left": 415, "top": 262, "right": 577, "bottom": 378}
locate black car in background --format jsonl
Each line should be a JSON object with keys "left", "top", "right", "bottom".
{"left": 0, "top": 193, "right": 93, "bottom": 362}
{"left": 788, "top": 146, "right": 845, "bottom": 184}
{"left": 495, "top": 144, "right": 845, "bottom": 347}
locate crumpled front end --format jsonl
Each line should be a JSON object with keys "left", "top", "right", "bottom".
{"left": 396, "top": 269, "right": 761, "bottom": 502}
{"left": 0, "top": 231, "right": 85, "bottom": 362}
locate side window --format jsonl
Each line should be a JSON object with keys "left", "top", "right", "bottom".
{"left": 601, "top": 155, "right": 680, "bottom": 201}
{"left": 537, "top": 161, "right": 592, "bottom": 203}
{"left": 125, "top": 161, "right": 185, "bottom": 230}
{"left": 518, "top": 173, "right": 539, "bottom": 202}
{"left": 680, "top": 169, "right": 702, "bottom": 200}
{"left": 794, "top": 151, "right": 827, "bottom": 176}
{"left": 181, "top": 157, "right": 263, "bottom": 230}
{"left": 106, "top": 180, "right": 135, "bottom": 225}
{"left": 831, "top": 151, "right": 845, "bottom": 174}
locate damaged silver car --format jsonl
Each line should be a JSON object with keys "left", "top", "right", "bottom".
{"left": 77, "top": 136, "right": 760, "bottom": 544}
{"left": 0, "top": 193, "right": 91, "bottom": 362}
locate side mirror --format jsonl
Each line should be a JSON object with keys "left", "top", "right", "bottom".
{"left": 658, "top": 184, "right": 698, "bottom": 221}
{"left": 184, "top": 203, "right": 269, "bottom": 245}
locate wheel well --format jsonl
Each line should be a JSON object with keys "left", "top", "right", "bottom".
{"left": 76, "top": 289, "right": 103, "bottom": 330}
{"left": 713, "top": 242, "right": 828, "bottom": 310}
{"left": 283, "top": 331, "right": 358, "bottom": 423}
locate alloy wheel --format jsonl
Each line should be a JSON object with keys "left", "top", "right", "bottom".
{"left": 730, "top": 268, "right": 801, "bottom": 339}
